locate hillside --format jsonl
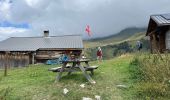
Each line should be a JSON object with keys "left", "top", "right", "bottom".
{"left": 0, "top": 55, "right": 134, "bottom": 100}
{"left": 84, "top": 27, "right": 149, "bottom": 60}
{"left": 1, "top": 53, "right": 169, "bottom": 100}
{"left": 84, "top": 27, "right": 146, "bottom": 48}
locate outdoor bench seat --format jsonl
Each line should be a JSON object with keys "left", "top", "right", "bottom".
{"left": 85, "top": 66, "right": 98, "bottom": 75}
{"left": 49, "top": 65, "right": 98, "bottom": 74}
{"left": 48, "top": 67, "right": 62, "bottom": 72}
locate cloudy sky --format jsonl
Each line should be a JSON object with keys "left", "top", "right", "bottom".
{"left": 0, "top": 0, "right": 170, "bottom": 40}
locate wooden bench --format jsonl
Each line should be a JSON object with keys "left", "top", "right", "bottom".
{"left": 49, "top": 65, "right": 98, "bottom": 75}
{"left": 48, "top": 67, "right": 62, "bottom": 72}
{"left": 85, "top": 66, "right": 98, "bottom": 75}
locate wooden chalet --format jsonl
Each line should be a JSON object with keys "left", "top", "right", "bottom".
{"left": 146, "top": 13, "right": 170, "bottom": 53}
{"left": 0, "top": 31, "right": 83, "bottom": 68}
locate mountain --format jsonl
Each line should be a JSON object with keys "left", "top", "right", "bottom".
{"left": 83, "top": 27, "right": 150, "bottom": 60}
{"left": 84, "top": 27, "right": 146, "bottom": 48}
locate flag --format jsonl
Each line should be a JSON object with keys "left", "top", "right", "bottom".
{"left": 85, "top": 25, "right": 91, "bottom": 36}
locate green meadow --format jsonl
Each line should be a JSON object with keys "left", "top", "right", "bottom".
{"left": 0, "top": 55, "right": 134, "bottom": 100}
{"left": 1, "top": 53, "right": 170, "bottom": 100}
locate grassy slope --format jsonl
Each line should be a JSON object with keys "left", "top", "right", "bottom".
{"left": 84, "top": 28, "right": 146, "bottom": 48}
{"left": 0, "top": 55, "right": 133, "bottom": 100}
{"left": 84, "top": 32, "right": 145, "bottom": 48}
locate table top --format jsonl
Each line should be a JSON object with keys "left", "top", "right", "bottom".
{"left": 61, "top": 59, "right": 90, "bottom": 63}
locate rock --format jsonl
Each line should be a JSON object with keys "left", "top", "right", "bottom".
{"left": 92, "top": 81, "right": 96, "bottom": 84}
{"left": 63, "top": 88, "right": 69, "bottom": 95}
{"left": 95, "top": 95, "right": 101, "bottom": 100}
{"left": 80, "top": 84, "right": 85, "bottom": 88}
{"left": 116, "top": 85, "right": 128, "bottom": 89}
{"left": 82, "top": 97, "right": 93, "bottom": 100}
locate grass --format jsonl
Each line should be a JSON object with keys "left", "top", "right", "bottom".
{"left": 83, "top": 32, "right": 145, "bottom": 48}
{"left": 0, "top": 55, "right": 134, "bottom": 100}
{"left": 129, "top": 53, "right": 170, "bottom": 100}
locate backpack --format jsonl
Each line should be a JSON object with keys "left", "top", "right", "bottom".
{"left": 139, "top": 42, "right": 142, "bottom": 48}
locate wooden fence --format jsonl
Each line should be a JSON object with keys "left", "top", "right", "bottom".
{"left": 0, "top": 54, "right": 30, "bottom": 68}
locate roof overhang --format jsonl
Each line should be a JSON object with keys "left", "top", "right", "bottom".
{"left": 0, "top": 35, "right": 84, "bottom": 52}
{"left": 38, "top": 48, "right": 83, "bottom": 51}
{"left": 146, "top": 14, "right": 170, "bottom": 36}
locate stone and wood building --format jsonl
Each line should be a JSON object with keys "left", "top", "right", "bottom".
{"left": 146, "top": 13, "right": 170, "bottom": 53}
{"left": 0, "top": 31, "right": 83, "bottom": 68}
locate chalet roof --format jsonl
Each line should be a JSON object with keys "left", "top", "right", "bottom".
{"left": 151, "top": 14, "right": 170, "bottom": 26}
{"left": 146, "top": 13, "right": 170, "bottom": 36}
{"left": 0, "top": 35, "right": 83, "bottom": 51}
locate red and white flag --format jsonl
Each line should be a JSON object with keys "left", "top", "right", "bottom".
{"left": 85, "top": 25, "right": 92, "bottom": 37}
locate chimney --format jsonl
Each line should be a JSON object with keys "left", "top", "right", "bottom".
{"left": 44, "top": 30, "right": 49, "bottom": 37}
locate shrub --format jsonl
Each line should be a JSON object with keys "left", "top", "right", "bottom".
{"left": 129, "top": 53, "right": 146, "bottom": 81}
{"left": 129, "top": 53, "right": 170, "bottom": 99}
{"left": 135, "top": 82, "right": 168, "bottom": 97}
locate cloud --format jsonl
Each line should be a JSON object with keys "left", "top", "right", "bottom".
{"left": 0, "top": 20, "right": 30, "bottom": 40}
{"left": 0, "top": 0, "right": 170, "bottom": 40}
{"left": 0, "top": 27, "right": 29, "bottom": 41}
{"left": 25, "top": 0, "right": 50, "bottom": 9}
{"left": 0, "top": 27, "right": 27, "bottom": 34}
{"left": 0, "top": 0, "right": 11, "bottom": 20}
{"left": 0, "top": 20, "right": 30, "bottom": 28}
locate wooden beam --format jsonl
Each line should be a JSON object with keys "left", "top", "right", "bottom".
{"left": 148, "top": 30, "right": 156, "bottom": 36}
{"left": 4, "top": 51, "right": 10, "bottom": 76}
{"left": 32, "top": 52, "right": 36, "bottom": 64}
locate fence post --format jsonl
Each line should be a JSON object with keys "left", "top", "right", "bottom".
{"left": 32, "top": 52, "right": 36, "bottom": 64}
{"left": 4, "top": 52, "right": 9, "bottom": 76}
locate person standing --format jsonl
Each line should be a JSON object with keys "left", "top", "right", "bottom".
{"left": 136, "top": 41, "right": 142, "bottom": 51}
{"left": 97, "top": 47, "right": 103, "bottom": 62}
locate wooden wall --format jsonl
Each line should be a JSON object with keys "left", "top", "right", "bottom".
{"left": 0, "top": 53, "right": 30, "bottom": 68}
{"left": 159, "top": 32, "right": 166, "bottom": 52}
{"left": 0, "top": 50, "right": 82, "bottom": 68}
{"left": 149, "top": 26, "right": 169, "bottom": 53}
{"left": 150, "top": 34, "right": 159, "bottom": 53}
{"left": 35, "top": 50, "right": 82, "bottom": 63}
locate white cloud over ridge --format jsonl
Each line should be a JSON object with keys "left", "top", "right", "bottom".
{"left": 0, "top": 27, "right": 29, "bottom": 41}
{"left": 0, "top": 0, "right": 170, "bottom": 40}
{"left": 0, "top": 27, "right": 27, "bottom": 34}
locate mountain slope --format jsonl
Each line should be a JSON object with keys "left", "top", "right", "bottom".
{"left": 84, "top": 27, "right": 146, "bottom": 48}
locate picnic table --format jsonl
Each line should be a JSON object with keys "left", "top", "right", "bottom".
{"left": 49, "top": 59, "right": 98, "bottom": 84}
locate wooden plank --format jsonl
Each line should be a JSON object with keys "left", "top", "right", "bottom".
{"left": 35, "top": 54, "right": 61, "bottom": 59}
{"left": 86, "top": 66, "right": 98, "bottom": 69}
{"left": 62, "top": 59, "right": 90, "bottom": 63}
{"left": 4, "top": 53, "right": 8, "bottom": 76}
{"left": 48, "top": 67, "right": 61, "bottom": 71}
{"left": 67, "top": 62, "right": 75, "bottom": 75}
{"left": 166, "top": 30, "right": 170, "bottom": 49}
{"left": 78, "top": 64, "right": 96, "bottom": 84}
{"left": 56, "top": 63, "right": 67, "bottom": 81}
{"left": 85, "top": 66, "right": 98, "bottom": 75}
